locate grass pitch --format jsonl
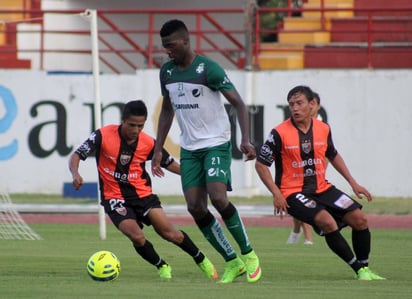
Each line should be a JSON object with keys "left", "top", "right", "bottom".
{"left": 10, "top": 194, "right": 412, "bottom": 215}
{"left": 0, "top": 223, "right": 411, "bottom": 299}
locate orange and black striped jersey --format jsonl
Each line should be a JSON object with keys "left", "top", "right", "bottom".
{"left": 75, "top": 125, "right": 174, "bottom": 201}
{"left": 257, "top": 118, "right": 338, "bottom": 198}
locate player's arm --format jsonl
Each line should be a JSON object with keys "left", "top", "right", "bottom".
{"left": 152, "top": 95, "right": 175, "bottom": 177}
{"left": 68, "top": 131, "right": 99, "bottom": 191}
{"left": 221, "top": 89, "right": 256, "bottom": 161}
{"left": 165, "top": 160, "right": 180, "bottom": 175}
{"left": 151, "top": 144, "right": 180, "bottom": 176}
{"left": 330, "top": 153, "right": 372, "bottom": 201}
{"left": 255, "top": 160, "right": 289, "bottom": 217}
{"left": 68, "top": 152, "right": 84, "bottom": 190}
{"left": 255, "top": 130, "right": 289, "bottom": 216}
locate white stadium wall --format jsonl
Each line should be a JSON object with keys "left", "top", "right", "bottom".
{"left": 0, "top": 69, "right": 411, "bottom": 197}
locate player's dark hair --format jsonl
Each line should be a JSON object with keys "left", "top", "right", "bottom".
{"left": 313, "top": 91, "right": 321, "bottom": 104}
{"left": 287, "top": 85, "right": 314, "bottom": 102}
{"left": 122, "top": 100, "right": 147, "bottom": 120}
{"left": 160, "top": 19, "right": 189, "bottom": 38}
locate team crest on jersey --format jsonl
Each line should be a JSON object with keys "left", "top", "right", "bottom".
{"left": 301, "top": 139, "right": 312, "bottom": 154}
{"left": 305, "top": 200, "right": 317, "bottom": 208}
{"left": 115, "top": 207, "right": 127, "bottom": 216}
{"left": 120, "top": 154, "right": 132, "bottom": 165}
{"left": 196, "top": 63, "right": 205, "bottom": 74}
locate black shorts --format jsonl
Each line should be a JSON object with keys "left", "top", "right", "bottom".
{"left": 286, "top": 186, "right": 362, "bottom": 235}
{"left": 101, "top": 194, "right": 162, "bottom": 228}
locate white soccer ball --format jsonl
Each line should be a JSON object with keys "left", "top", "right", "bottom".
{"left": 87, "top": 250, "right": 121, "bottom": 282}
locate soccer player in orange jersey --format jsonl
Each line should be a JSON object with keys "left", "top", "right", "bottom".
{"left": 255, "top": 85, "right": 385, "bottom": 281}
{"left": 69, "top": 100, "right": 217, "bottom": 280}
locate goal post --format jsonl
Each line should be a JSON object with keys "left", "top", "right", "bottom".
{"left": 83, "top": 9, "right": 107, "bottom": 240}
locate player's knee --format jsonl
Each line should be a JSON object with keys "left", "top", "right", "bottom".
{"left": 210, "top": 197, "right": 229, "bottom": 212}
{"left": 314, "top": 211, "right": 337, "bottom": 233}
{"left": 161, "top": 229, "right": 183, "bottom": 244}
{"left": 129, "top": 232, "right": 146, "bottom": 246}
{"left": 119, "top": 223, "right": 145, "bottom": 244}
{"left": 187, "top": 204, "right": 207, "bottom": 218}
{"left": 351, "top": 214, "right": 368, "bottom": 230}
{"left": 345, "top": 209, "right": 368, "bottom": 229}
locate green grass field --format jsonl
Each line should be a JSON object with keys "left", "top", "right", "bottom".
{"left": 9, "top": 194, "right": 412, "bottom": 215}
{"left": 1, "top": 223, "right": 411, "bottom": 299}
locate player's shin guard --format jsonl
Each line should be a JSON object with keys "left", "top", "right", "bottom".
{"left": 134, "top": 240, "right": 166, "bottom": 268}
{"left": 178, "top": 230, "right": 205, "bottom": 264}
{"left": 325, "top": 230, "right": 362, "bottom": 273}
{"left": 352, "top": 228, "right": 371, "bottom": 267}
{"left": 196, "top": 211, "right": 237, "bottom": 261}
{"left": 221, "top": 202, "right": 252, "bottom": 255}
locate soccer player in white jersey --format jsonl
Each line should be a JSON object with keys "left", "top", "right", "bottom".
{"left": 151, "top": 19, "right": 261, "bottom": 284}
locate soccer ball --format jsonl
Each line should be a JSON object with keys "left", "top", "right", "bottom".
{"left": 87, "top": 250, "right": 121, "bottom": 282}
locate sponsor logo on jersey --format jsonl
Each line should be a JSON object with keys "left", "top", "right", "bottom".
{"left": 173, "top": 103, "right": 200, "bottom": 110}
{"left": 192, "top": 88, "right": 203, "bottom": 97}
{"left": 260, "top": 144, "right": 272, "bottom": 156}
{"left": 103, "top": 168, "right": 138, "bottom": 181}
{"left": 292, "top": 158, "right": 322, "bottom": 168}
{"left": 208, "top": 168, "right": 217, "bottom": 177}
{"left": 334, "top": 194, "right": 354, "bottom": 209}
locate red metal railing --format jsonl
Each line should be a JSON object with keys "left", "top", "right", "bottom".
{"left": 255, "top": 6, "right": 412, "bottom": 68}
{"left": 0, "top": 4, "right": 411, "bottom": 72}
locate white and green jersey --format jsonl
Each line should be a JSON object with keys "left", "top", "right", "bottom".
{"left": 160, "top": 55, "right": 235, "bottom": 150}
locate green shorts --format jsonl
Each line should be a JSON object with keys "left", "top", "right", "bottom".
{"left": 180, "top": 141, "right": 232, "bottom": 191}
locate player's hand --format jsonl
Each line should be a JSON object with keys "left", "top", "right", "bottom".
{"left": 273, "top": 194, "right": 289, "bottom": 219}
{"left": 151, "top": 151, "right": 165, "bottom": 177}
{"left": 352, "top": 182, "right": 372, "bottom": 202}
{"left": 240, "top": 141, "right": 256, "bottom": 161}
{"left": 72, "top": 174, "right": 84, "bottom": 190}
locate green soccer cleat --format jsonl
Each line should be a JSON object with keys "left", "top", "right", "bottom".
{"left": 158, "top": 264, "right": 172, "bottom": 280}
{"left": 242, "top": 250, "right": 262, "bottom": 283}
{"left": 197, "top": 256, "right": 218, "bottom": 279}
{"left": 365, "top": 267, "right": 386, "bottom": 280}
{"left": 219, "top": 257, "right": 246, "bottom": 284}
{"left": 356, "top": 267, "right": 371, "bottom": 280}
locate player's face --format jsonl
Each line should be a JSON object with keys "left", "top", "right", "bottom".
{"left": 161, "top": 32, "right": 188, "bottom": 65}
{"left": 311, "top": 100, "right": 321, "bottom": 118}
{"left": 288, "top": 93, "right": 314, "bottom": 123}
{"left": 121, "top": 115, "right": 146, "bottom": 143}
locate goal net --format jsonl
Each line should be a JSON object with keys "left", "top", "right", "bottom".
{"left": 0, "top": 193, "right": 42, "bottom": 240}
